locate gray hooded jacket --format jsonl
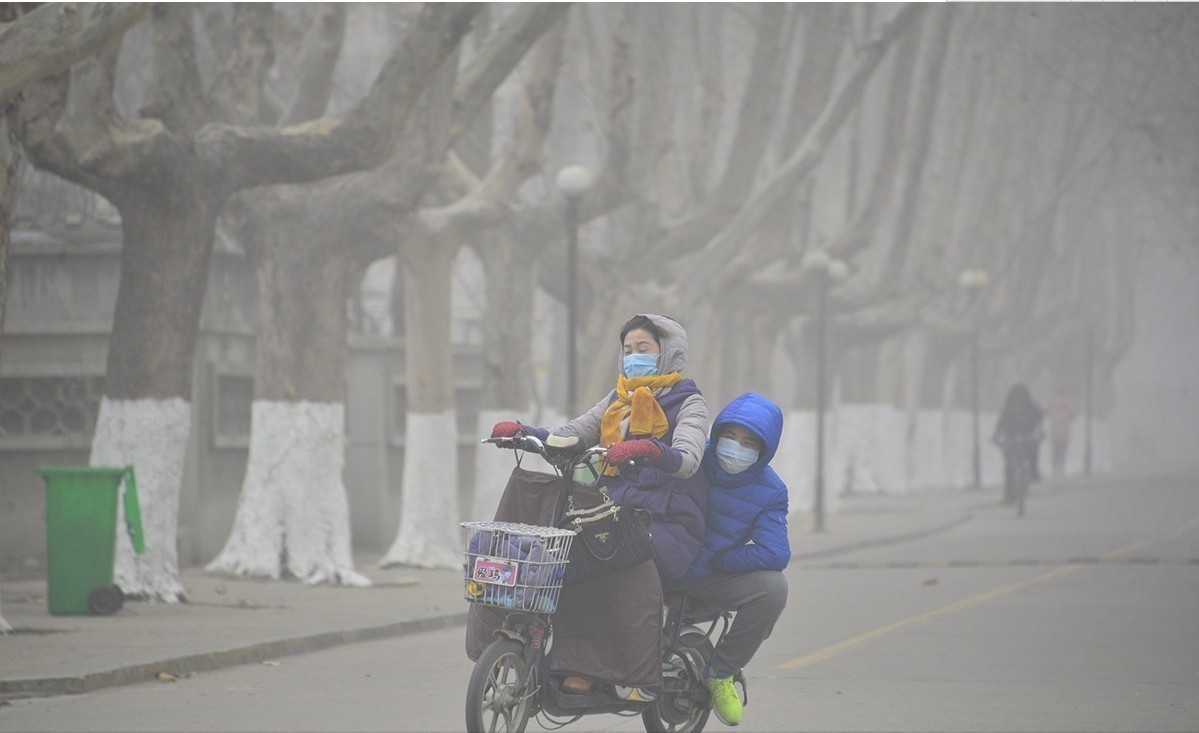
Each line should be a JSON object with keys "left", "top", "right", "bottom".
{"left": 553, "top": 314, "right": 708, "bottom": 478}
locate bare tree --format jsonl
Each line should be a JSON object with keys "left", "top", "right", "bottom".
{"left": 378, "top": 11, "right": 567, "bottom": 569}
{"left": 203, "top": 4, "right": 567, "bottom": 579}
{"left": 0, "top": 2, "right": 149, "bottom": 366}
{"left": 10, "top": 3, "right": 481, "bottom": 600}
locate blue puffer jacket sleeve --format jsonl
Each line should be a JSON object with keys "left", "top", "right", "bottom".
{"left": 711, "top": 481, "right": 789, "bottom": 574}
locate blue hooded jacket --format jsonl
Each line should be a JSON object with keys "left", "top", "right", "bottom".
{"left": 676, "top": 392, "right": 790, "bottom": 585}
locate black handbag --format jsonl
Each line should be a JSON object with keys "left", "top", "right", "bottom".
{"left": 560, "top": 484, "right": 653, "bottom": 586}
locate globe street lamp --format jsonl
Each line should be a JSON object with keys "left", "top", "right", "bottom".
{"left": 958, "top": 268, "right": 989, "bottom": 488}
{"left": 805, "top": 249, "right": 848, "bottom": 533}
{"left": 555, "top": 164, "right": 593, "bottom": 418}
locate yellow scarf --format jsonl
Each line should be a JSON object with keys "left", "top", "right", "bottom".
{"left": 599, "top": 372, "right": 684, "bottom": 474}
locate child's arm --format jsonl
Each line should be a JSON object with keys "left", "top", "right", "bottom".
{"left": 713, "top": 487, "right": 790, "bottom": 573}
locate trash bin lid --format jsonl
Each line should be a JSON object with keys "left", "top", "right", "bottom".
{"left": 37, "top": 465, "right": 145, "bottom": 554}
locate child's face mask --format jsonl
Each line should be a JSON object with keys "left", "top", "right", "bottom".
{"left": 715, "top": 436, "right": 759, "bottom": 474}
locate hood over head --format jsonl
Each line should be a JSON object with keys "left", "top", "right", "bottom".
{"left": 619, "top": 314, "right": 688, "bottom": 376}
{"left": 704, "top": 392, "right": 784, "bottom": 485}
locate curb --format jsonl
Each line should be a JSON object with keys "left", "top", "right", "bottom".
{"left": 0, "top": 611, "right": 468, "bottom": 700}
{"left": 1, "top": 503, "right": 985, "bottom": 701}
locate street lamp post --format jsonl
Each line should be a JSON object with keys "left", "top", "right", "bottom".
{"left": 808, "top": 250, "right": 848, "bottom": 534}
{"left": 1084, "top": 325, "right": 1094, "bottom": 476}
{"left": 555, "top": 164, "right": 593, "bottom": 418}
{"left": 958, "top": 268, "right": 989, "bottom": 489}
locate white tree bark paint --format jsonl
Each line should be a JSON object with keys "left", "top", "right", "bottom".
{"left": 0, "top": 582, "right": 12, "bottom": 633}
{"left": 472, "top": 408, "right": 533, "bottom": 520}
{"left": 1064, "top": 419, "right": 1112, "bottom": 476}
{"left": 781, "top": 402, "right": 1011, "bottom": 515}
{"left": 207, "top": 401, "right": 369, "bottom": 586}
{"left": 777, "top": 410, "right": 815, "bottom": 517}
{"left": 93, "top": 397, "right": 191, "bottom": 603}
{"left": 379, "top": 409, "right": 462, "bottom": 569}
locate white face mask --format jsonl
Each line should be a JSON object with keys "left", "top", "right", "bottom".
{"left": 715, "top": 436, "right": 759, "bottom": 474}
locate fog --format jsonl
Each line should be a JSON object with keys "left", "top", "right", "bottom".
{"left": 1111, "top": 247, "right": 1199, "bottom": 473}
{"left": 2, "top": 3, "right": 1197, "bottom": 580}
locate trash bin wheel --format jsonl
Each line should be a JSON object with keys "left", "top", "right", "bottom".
{"left": 87, "top": 584, "right": 124, "bottom": 615}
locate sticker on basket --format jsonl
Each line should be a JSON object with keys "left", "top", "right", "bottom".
{"left": 472, "top": 556, "right": 518, "bottom": 587}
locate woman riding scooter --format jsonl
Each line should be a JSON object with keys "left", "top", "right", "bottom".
{"left": 489, "top": 314, "right": 710, "bottom": 700}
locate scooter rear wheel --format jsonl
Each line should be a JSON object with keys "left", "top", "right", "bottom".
{"left": 642, "top": 630, "right": 714, "bottom": 733}
{"left": 466, "top": 638, "right": 533, "bottom": 733}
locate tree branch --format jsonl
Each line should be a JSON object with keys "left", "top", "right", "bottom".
{"left": 0, "top": 2, "right": 148, "bottom": 103}
{"left": 424, "top": 22, "right": 565, "bottom": 238}
{"left": 678, "top": 4, "right": 923, "bottom": 290}
{"left": 278, "top": 4, "right": 346, "bottom": 126}
{"left": 206, "top": 3, "right": 276, "bottom": 125}
{"left": 449, "top": 3, "right": 569, "bottom": 145}
{"left": 139, "top": 4, "right": 209, "bottom": 136}
{"left": 198, "top": 3, "right": 482, "bottom": 191}
{"left": 643, "top": 5, "right": 789, "bottom": 263}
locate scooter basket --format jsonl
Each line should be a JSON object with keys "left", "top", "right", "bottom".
{"left": 461, "top": 521, "right": 575, "bottom": 614}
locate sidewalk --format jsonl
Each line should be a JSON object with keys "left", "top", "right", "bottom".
{"left": 0, "top": 485, "right": 1006, "bottom": 700}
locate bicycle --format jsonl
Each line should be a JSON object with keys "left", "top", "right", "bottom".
{"left": 998, "top": 432, "right": 1039, "bottom": 518}
{"left": 463, "top": 433, "right": 742, "bottom": 733}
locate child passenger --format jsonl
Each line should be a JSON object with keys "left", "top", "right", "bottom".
{"left": 676, "top": 391, "right": 790, "bottom": 727}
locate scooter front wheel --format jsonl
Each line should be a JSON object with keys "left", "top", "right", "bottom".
{"left": 466, "top": 638, "right": 534, "bottom": 733}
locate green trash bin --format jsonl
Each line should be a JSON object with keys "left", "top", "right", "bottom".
{"left": 38, "top": 466, "right": 145, "bottom": 616}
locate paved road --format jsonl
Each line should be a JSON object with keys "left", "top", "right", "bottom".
{"left": 4, "top": 476, "right": 1196, "bottom": 732}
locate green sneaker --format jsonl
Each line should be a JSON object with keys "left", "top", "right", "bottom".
{"left": 705, "top": 674, "right": 742, "bottom": 726}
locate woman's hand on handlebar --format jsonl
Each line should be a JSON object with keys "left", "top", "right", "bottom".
{"left": 490, "top": 421, "right": 526, "bottom": 440}
{"left": 606, "top": 438, "right": 662, "bottom": 466}
{"left": 485, "top": 422, "right": 552, "bottom": 451}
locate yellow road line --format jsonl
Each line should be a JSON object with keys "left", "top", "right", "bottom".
{"left": 774, "top": 516, "right": 1199, "bottom": 672}
{"left": 1099, "top": 538, "right": 1152, "bottom": 558}
{"left": 1165, "top": 514, "right": 1199, "bottom": 541}
{"left": 774, "top": 564, "right": 1078, "bottom": 671}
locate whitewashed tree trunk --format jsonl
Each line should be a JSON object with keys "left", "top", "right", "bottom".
{"left": 472, "top": 407, "right": 535, "bottom": 520}
{"left": 777, "top": 409, "right": 814, "bottom": 515}
{"left": 207, "top": 188, "right": 369, "bottom": 585}
{"left": 207, "top": 401, "right": 368, "bottom": 586}
{"left": 379, "top": 241, "right": 462, "bottom": 570}
{"left": 94, "top": 397, "right": 190, "bottom": 602}
{"left": 279, "top": 404, "right": 365, "bottom": 586}
{"left": 380, "top": 409, "right": 462, "bottom": 569}
{"left": 0, "top": 581, "right": 12, "bottom": 633}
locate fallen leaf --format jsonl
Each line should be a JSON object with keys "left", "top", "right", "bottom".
{"left": 157, "top": 672, "right": 178, "bottom": 682}
{"left": 923, "top": 577, "right": 939, "bottom": 586}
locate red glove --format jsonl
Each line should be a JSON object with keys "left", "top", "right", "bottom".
{"left": 490, "top": 421, "right": 524, "bottom": 439}
{"left": 606, "top": 439, "right": 662, "bottom": 465}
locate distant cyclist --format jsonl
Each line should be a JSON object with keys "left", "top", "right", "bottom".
{"left": 992, "top": 384, "right": 1044, "bottom": 504}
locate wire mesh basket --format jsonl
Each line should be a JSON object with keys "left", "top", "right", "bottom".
{"left": 461, "top": 521, "right": 575, "bottom": 614}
